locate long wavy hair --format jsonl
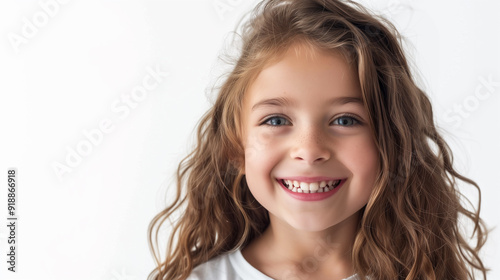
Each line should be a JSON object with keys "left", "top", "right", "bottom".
{"left": 148, "top": 0, "right": 488, "bottom": 279}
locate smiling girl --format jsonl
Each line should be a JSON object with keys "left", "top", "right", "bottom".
{"left": 148, "top": 0, "right": 488, "bottom": 279}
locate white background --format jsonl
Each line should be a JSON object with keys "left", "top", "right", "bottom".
{"left": 0, "top": 0, "right": 499, "bottom": 279}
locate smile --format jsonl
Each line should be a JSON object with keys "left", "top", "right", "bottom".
{"left": 277, "top": 178, "right": 347, "bottom": 202}
{"left": 280, "top": 179, "right": 341, "bottom": 193}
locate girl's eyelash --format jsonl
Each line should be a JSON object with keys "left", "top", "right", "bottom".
{"left": 260, "top": 114, "right": 363, "bottom": 127}
{"left": 331, "top": 113, "right": 363, "bottom": 126}
{"left": 260, "top": 115, "right": 291, "bottom": 126}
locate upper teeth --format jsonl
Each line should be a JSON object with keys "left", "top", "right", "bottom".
{"left": 282, "top": 179, "right": 341, "bottom": 193}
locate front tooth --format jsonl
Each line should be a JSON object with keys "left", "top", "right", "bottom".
{"left": 292, "top": 187, "right": 298, "bottom": 192}
{"left": 299, "top": 182, "right": 309, "bottom": 191}
{"left": 293, "top": 181, "right": 299, "bottom": 188}
{"left": 318, "top": 187, "right": 324, "bottom": 192}
{"left": 309, "top": 182, "right": 319, "bottom": 192}
{"left": 297, "top": 188, "right": 303, "bottom": 193}
{"left": 319, "top": 181, "right": 326, "bottom": 188}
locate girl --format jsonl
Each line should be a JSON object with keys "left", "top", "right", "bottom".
{"left": 148, "top": 0, "right": 488, "bottom": 279}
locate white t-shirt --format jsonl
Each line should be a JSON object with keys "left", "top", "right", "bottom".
{"left": 187, "top": 249, "right": 360, "bottom": 280}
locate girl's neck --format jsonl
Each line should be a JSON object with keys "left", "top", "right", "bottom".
{"left": 242, "top": 211, "right": 360, "bottom": 279}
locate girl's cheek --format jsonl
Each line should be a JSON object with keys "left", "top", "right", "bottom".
{"left": 353, "top": 138, "right": 379, "bottom": 179}
{"left": 333, "top": 133, "right": 378, "bottom": 168}
{"left": 244, "top": 128, "right": 278, "bottom": 159}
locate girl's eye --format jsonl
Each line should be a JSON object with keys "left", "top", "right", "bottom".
{"left": 332, "top": 115, "right": 359, "bottom": 126}
{"left": 263, "top": 116, "right": 290, "bottom": 126}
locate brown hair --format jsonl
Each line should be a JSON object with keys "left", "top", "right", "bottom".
{"left": 148, "top": 0, "right": 488, "bottom": 279}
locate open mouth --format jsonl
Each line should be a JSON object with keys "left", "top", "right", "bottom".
{"left": 279, "top": 179, "right": 342, "bottom": 193}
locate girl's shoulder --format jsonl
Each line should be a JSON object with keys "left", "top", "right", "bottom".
{"left": 186, "top": 253, "right": 233, "bottom": 280}
{"left": 187, "top": 249, "right": 363, "bottom": 280}
{"left": 187, "top": 249, "right": 273, "bottom": 280}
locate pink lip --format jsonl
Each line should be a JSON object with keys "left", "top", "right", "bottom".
{"left": 277, "top": 178, "right": 347, "bottom": 202}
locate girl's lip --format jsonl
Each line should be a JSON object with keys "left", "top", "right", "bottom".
{"left": 277, "top": 178, "right": 347, "bottom": 202}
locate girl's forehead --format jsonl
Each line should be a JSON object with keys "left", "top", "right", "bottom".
{"left": 245, "top": 42, "right": 360, "bottom": 102}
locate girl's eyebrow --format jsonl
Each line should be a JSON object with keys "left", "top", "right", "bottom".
{"left": 251, "top": 96, "right": 363, "bottom": 111}
{"left": 252, "top": 96, "right": 295, "bottom": 111}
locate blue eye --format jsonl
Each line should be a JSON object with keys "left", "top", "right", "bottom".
{"left": 263, "top": 116, "right": 290, "bottom": 126}
{"left": 332, "top": 116, "right": 359, "bottom": 126}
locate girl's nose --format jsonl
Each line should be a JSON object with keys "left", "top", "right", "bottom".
{"left": 289, "top": 128, "right": 331, "bottom": 165}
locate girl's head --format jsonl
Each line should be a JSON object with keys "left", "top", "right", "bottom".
{"left": 149, "top": 1, "right": 487, "bottom": 279}
{"left": 213, "top": 0, "right": 429, "bottom": 206}
{"left": 240, "top": 42, "right": 379, "bottom": 233}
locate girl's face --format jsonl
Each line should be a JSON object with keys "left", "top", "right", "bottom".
{"left": 241, "top": 42, "right": 379, "bottom": 232}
